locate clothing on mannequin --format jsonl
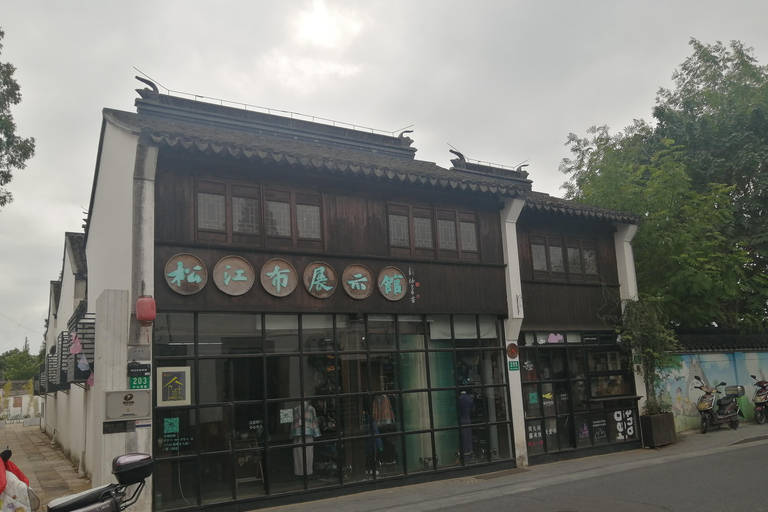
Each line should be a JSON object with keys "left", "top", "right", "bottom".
{"left": 373, "top": 394, "right": 395, "bottom": 426}
{"left": 458, "top": 391, "right": 475, "bottom": 455}
{"left": 292, "top": 401, "right": 322, "bottom": 476}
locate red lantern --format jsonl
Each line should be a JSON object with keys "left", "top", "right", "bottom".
{"left": 136, "top": 295, "right": 156, "bottom": 326}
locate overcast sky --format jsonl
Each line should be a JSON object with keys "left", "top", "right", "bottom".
{"left": 1, "top": 1, "right": 767, "bottom": 355}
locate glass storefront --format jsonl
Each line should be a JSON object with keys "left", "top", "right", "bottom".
{"left": 520, "top": 331, "right": 639, "bottom": 456}
{"left": 152, "top": 313, "right": 513, "bottom": 509}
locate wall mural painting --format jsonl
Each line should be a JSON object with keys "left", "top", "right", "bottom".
{"left": 655, "top": 352, "right": 768, "bottom": 431}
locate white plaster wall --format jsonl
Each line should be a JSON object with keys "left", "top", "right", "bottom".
{"left": 84, "top": 120, "right": 141, "bottom": 483}
{"left": 43, "top": 288, "right": 59, "bottom": 438}
{"left": 86, "top": 121, "right": 138, "bottom": 313}
{"left": 92, "top": 289, "right": 131, "bottom": 486}
{"left": 46, "top": 244, "right": 80, "bottom": 458}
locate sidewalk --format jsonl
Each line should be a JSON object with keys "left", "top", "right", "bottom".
{"left": 256, "top": 422, "right": 768, "bottom": 512}
{"left": 0, "top": 421, "right": 91, "bottom": 510}
{"left": 1, "top": 419, "right": 766, "bottom": 512}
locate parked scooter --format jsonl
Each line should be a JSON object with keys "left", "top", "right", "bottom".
{"left": 751, "top": 374, "right": 768, "bottom": 424}
{"left": 694, "top": 375, "right": 744, "bottom": 434}
{"left": 45, "top": 453, "right": 153, "bottom": 512}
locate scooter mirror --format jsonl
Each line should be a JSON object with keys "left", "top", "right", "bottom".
{"left": 752, "top": 375, "right": 758, "bottom": 379}
{"left": 694, "top": 376, "right": 703, "bottom": 382}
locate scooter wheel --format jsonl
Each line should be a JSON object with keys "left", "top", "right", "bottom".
{"left": 700, "top": 416, "right": 709, "bottom": 434}
{"left": 756, "top": 409, "right": 766, "bottom": 425}
{"left": 730, "top": 418, "right": 740, "bottom": 430}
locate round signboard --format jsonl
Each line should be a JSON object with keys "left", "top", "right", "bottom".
{"left": 260, "top": 258, "right": 298, "bottom": 297}
{"left": 303, "top": 261, "right": 338, "bottom": 299}
{"left": 506, "top": 343, "right": 519, "bottom": 359}
{"left": 341, "top": 264, "right": 374, "bottom": 300}
{"left": 213, "top": 255, "right": 255, "bottom": 296}
{"left": 377, "top": 266, "right": 407, "bottom": 301}
{"left": 164, "top": 253, "right": 208, "bottom": 295}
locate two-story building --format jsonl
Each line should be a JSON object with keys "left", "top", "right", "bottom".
{"left": 38, "top": 81, "right": 642, "bottom": 511}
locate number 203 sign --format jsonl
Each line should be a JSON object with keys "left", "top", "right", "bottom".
{"left": 130, "top": 376, "right": 150, "bottom": 390}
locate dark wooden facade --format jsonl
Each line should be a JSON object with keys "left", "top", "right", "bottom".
{"left": 517, "top": 210, "right": 623, "bottom": 331}
{"left": 154, "top": 151, "right": 510, "bottom": 316}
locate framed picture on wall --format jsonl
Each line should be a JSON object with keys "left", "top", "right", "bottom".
{"left": 157, "top": 367, "right": 191, "bottom": 407}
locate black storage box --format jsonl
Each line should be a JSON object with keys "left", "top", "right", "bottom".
{"left": 112, "top": 453, "right": 153, "bottom": 485}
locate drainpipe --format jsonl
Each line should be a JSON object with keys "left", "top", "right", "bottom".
{"left": 500, "top": 197, "right": 527, "bottom": 467}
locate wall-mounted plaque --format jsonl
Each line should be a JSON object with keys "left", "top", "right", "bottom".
{"left": 341, "top": 264, "right": 374, "bottom": 300}
{"left": 303, "top": 261, "right": 338, "bottom": 299}
{"left": 260, "top": 258, "right": 298, "bottom": 297}
{"left": 157, "top": 367, "right": 191, "bottom": 407}
{"left": 105, "top": 390, "right": 151, "bottom": 421}
{"left": 378, "top": 266, "right": 407, "bottom": 301}
{"left": 164, "top": 253, "right": 207, "bottom": 295}
{"left": 213, "top": 255, "right": 255, "bottom": 296}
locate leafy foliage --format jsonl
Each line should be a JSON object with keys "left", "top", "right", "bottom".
{"left": 561, "top": 39, "right": 768, "bottom": 331}
{"left": 0, "top": 345, "right": 42, "bottom": 381}
{"left": 0, "top": 28, "right": 36, "bottom": 208}
{"left": 618, "top": 296, "right": 680, "bottom": 414}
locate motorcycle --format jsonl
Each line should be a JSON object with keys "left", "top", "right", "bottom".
{"left": 751, "top": 374, "right": 768, "bottom": 424}
{"left": 693, "top": 375, "right": 744, "bottom": 434}
{"left": 45, "top": 453, "right": 153, "bottom": 512}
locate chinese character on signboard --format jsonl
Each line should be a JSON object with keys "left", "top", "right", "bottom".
{"left": 213, "top": 255, "right": 255, "bottom": 296}
{"left": 341, "top": 264, "right": 373, "bottom": 300}
{"left": 303, "top": 261, "right": 338, "bottom": 299}
{"left": 164, "top": 254, "right": 208, "bottom": 295}
{"left": 260, "top": 258, "right": 298, "bottom": 297}
{"left": 378, "top": 266, "right": 406, "bottom": 301}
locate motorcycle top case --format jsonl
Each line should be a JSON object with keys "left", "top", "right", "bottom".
{"left": 112, "top": 453, "right": 153, "bottom": 485}
{"left": 725, "top": 385, "right": 745, "bottom": 397}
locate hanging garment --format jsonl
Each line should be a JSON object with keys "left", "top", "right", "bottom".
{"left": 459, "top": 391, "right": 475, "bottom": 454}
{"left": 373, "top": 394, "right": 395, "bottom": 426}
{"left": 291, "top": 402, "right": 322, "bottom": 438}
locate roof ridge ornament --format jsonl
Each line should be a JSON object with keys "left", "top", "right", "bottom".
{"left": 135, "top": 76, "right": 159, "bottom": 99}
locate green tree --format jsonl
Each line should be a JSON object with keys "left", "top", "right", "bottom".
{"left": 0, "top": 346, "right": 41, "bottom": 381}
{"left": 561, "top": 39, "right": 768, "bottom": 331}
{"left": 0, "top": 28, "right": 35, "bottom": 208}
{"left": 619, "top": 295, "right": 680, "bottom": 414}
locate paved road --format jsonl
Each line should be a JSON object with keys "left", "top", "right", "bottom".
{"left": 259, "top": 423, "right": 768, "bottom": 512}
{"left": 436, "top": 442, "right": 767, "bottom": 511}
{"left": 1, "top": 419, "right": 765, "bottom": 512}
{"left": 0, "top": 421, "right": 91, "bottom": 510}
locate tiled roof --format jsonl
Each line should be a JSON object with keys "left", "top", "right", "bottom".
{"left": 65, "top": 232, "right": 87, "bottom": 278}
{"left": 102, "top": 88, "right": 534, "bottom": 200}
{"left": 524, "top": 191, "right": 639, "bottom": 224}
{"left": 674, "top": 330, "right": 768, "bottom": 352}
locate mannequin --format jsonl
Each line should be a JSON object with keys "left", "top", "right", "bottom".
{"left": 292, "top": 401, "right": 322, "bottom": 476}
{"left": 458, "top": 391, "right": 475, "bottom": 455}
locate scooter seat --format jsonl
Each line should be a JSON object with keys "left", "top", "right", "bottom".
{"left": 718, "top": 396, "right": 734, "bottom": 407}
{"left": 48, "top": 483, "right": 118, "bottom": 512}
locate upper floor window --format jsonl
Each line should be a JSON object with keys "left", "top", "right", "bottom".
{"left": 530, "top": 235, "right": 598, "bottom": 280}
{"left": 388, "top": 204, "right": 479, "bottom": 261}
{"left": 196, "top": 180, "right": 322, "bottom": 250}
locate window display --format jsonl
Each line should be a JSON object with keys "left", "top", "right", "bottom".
{"left": 153, "top": 313, "right": 512, "bottom": 508}
{"left": 518, "top": 331, "right": 638, "bottom": 457}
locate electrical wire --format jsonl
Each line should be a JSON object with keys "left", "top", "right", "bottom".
{"left": 0, "top": 311, "right": 43, "bottom": 335}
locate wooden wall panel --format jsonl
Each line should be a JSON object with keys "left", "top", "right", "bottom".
{"left": 520, "top": 281, "right": 621, "bottom": 330}
{"left": 154, "top": 245, "right": 508, "bottom": 316}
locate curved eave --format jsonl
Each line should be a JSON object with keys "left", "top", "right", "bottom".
{"left": 524, "top": 193, "right": 639, "bottom": 224}
{"left": 142, "top": 130, "right": 530, "bottom": 199}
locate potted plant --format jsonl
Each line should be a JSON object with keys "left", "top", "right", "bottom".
{"left": 619, "top": 295, "right": 681, "bottom": 447}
